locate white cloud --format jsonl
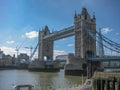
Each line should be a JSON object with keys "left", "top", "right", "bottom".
{"left": 59, "top": 38, "right": 66, "bottom": 41}
{"left": 25, "top": 31, "right": 38, "bottom": 39}
{"left": 0, "top": 46, "right": 16, "bottom": 56}
{"left": 54, "top": 50, "right": 67, "bottom": 59}
{"left": 67, "top": 44, "right": 74, "bottom": 47}
{"left": 0, "top": 46, "right": 68, "bottom": 60}
{"left": 101, "top": 27, "right": 112, "bottom": 34}
{"left": 6, "top": 40, "right": 15, "bottom": 44}
{"left": 0, "top": 46, "right": 31, "bottom": 57}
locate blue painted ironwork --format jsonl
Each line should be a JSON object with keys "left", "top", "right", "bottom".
{"left": 84, "top": 27, "right": 120, "bottom": 61}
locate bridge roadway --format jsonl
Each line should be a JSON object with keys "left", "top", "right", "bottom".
{"left": 88, "top": 56, "right": 120, "bottom": 61}
{"left": 43, "top": 26, "right": 75, "bottom": 40}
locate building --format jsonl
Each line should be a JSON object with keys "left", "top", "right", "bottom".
{"left": 56, "top": 55, "right": 68, "bottom": 61}
{"left": 18, "top": 53, "right": 29, "bottom": 64}
{"left": 0, "top": 50, "right": 15, "bottom": 66}
{"left": 0, "top": 49, "right": 3, "bottom": 59}
{"left": 0, "top": 49, "right": 13, "bottom": 66}
{"left": 3, "top": 55, "right": 13, "bottom": 66}
{"left": 56, "top": 55, "right": 68, "bottom": 68}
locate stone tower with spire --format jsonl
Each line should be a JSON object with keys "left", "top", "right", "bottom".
{"left": 74, "top": 7, "right": 96, "bottom": 59}
{"left": 65, "top": 7, "right": 96, "bottom": 76}
{"left": 38, "top": 25, "right": 53, "bottom": 61}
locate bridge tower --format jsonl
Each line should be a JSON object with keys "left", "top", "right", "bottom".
{"left": 38, "top": 25, "right": 53, "bottom": 61}
{"left": 74, "top": 7, "right": 96, "bottom": 59}
{"left": 98, "top": 28, "right": 104, "bottom": 57}
{"left": 65, "top": 7, "right": 96, "bottom": 76}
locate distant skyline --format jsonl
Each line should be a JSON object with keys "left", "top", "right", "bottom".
{"left": 0, "top": 0, "right": 120, "bottom": 59}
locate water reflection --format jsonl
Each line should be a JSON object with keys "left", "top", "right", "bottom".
{"left": 0, "top": 69, "right": 84, "bottom": 90}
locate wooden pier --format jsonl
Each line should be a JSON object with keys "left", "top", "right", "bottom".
{"left": 92, "top": 72, "right": 120, "bottom": 90}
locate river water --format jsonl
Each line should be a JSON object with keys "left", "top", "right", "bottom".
{"left": 0, "top": 69, "right": 84, "bottom": 90}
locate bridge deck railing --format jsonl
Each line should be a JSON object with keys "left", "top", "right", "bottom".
{"left": 87, "top": 56, "right": 120, "bottom": 61}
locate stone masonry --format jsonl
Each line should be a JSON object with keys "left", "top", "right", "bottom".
{"left": 38, "top": 25, "right": 53, "bottom": 61}
{"left": 74, "top": 7, "right": 96, "bottom": 59}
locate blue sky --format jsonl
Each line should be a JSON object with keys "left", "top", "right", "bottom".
{"left": 0, "top": 0, "right": 120, "bottom": 58}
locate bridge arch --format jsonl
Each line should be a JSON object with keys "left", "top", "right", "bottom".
{"left": 44, "top": 55, "right": 51, "bottom": 61}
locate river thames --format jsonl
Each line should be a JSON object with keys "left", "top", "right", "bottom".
{"left": 0, "top": 69, "right": 85, "bottom": 90}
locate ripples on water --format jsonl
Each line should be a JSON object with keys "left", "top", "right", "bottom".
{"left": 0, "top": 69, "right": 86, "bottom": 90}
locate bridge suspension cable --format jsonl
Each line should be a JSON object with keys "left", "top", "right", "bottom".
{"left": 96, "top": 30, "right": 120, "bottom": 48}
{"left": 96, "top": 31, "right": 120, "bottom": 53}
{"left": 84, "top": 27, "right": 120, "bottom": 55}
{"left": 29, "top": 43, "right": 39, "bottom": 60}
{"left": 15, "top": 38, "right": 28, "bottom": 57}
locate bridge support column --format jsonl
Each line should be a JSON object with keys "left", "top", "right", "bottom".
{"left": 65, "top": 7, "right": 96, "bottom": 76}
{"left": 29, "top": 26, "right": 60, "bottom": 72}
{"left": 38, "top": 26, "right": 53, "bottom": 61}
{"left": 87, "top": 61, "right": 92, "bottom": 78}
{"left": 64, "top": 53, "right": 87, "bottom": 76}
{"left": 41, "top": 39, "right": 53, "bottom": 60}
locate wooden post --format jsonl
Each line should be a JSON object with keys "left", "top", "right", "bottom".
{"left": 118, "top": 79, "right": 120, "bottom": 90}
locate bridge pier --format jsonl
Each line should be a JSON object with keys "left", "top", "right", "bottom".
{"left": 87, "top": 60, "right": 102, "bottom": 78}
{"left": 87, "top": 61, "right": 92, "bottom": 78}
{"left": 64, "top": 53, "right": 87, "bottom": 76}
{"left": 93, "top": 77, "right": 120, "bottom": 90}
{"left": 65, "top": 7, "right": 96, "bottom": 76}
{"left": 29, "top": 26, "right": 60, "bottom": 72}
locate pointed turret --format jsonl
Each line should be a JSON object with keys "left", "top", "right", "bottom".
{"left": 81, "top": 7, "right": 89, "bottom": 16}
{"left": 80, "top": 7, "right": 90, "bottom": 20}
{"left": 91, "top": 12, "right": 96, "bottom": 23}
{"left": 74, "top": 10, "right": 77, "bottom": 18}
{"left": 42, "top": 25, "right": 50, "bottom": 36}
{"left": 93, "top": 12, "right": 96, "bottom": 19}
{"left": 45, "top": 25, "right": 49, "bottom": 31}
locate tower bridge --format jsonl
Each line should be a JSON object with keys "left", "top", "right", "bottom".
{"left": 38, "top": 7, "right": 96, "bottom": 61}
{"left": 30, "top": 7, "right": 96, "bottom": 76}
{"left": 29, "top": 7, "right": 120, "bottom": 77}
